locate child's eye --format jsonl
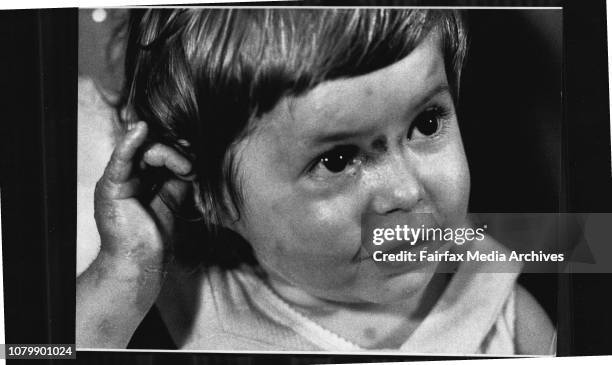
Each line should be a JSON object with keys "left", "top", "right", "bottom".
{"left": 407, "top": 107, "right": 448, "bottom": 140}
{"left": 311, "top": 145, "right": 360, "bottom": 175}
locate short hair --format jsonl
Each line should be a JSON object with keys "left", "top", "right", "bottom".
{"left": 117, "top": 8, "right": 467, "bottom": 266}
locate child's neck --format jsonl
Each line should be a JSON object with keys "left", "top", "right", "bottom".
{"left": 265, "top": 272, "right": 452, "bottom": 349}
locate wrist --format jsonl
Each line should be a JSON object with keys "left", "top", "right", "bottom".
{"left": 93, "top": 248, "right": 167, "bottom": 283}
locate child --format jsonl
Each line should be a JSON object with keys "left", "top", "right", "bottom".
{"left": 76, "top": 8, "right": 555, "bottom": 354}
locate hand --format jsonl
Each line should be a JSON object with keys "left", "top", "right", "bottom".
{"left": 94, "top": 121, "right": 194, "bottom": 270}
{"left": 77, "top": 121, "right": 195, "bottom": 348}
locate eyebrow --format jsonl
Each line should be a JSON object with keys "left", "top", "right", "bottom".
{"left": 307, "top": 83, "right": 451, "bottom": 147}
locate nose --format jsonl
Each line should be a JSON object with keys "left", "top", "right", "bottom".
{"left": 368, "top": 152, "right": 423, "bottom": 215}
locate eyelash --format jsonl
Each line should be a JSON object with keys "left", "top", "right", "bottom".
{"left": 308, "top": 105, "right": 452, "bottom": 180}
{"left": 408, "top": 106, "right": 451, "bottom": 141}
{"left": 309, "top": 145, "right": 362, "bottom": 178}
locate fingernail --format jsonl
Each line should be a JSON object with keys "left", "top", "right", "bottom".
{"left": 177, "top": 139, "right": 191, "bottom": 147}
{"left": 178, "top": 164, "right": 193, "bottom": 176}
{"left": 128, "top": 121, "right": 145, "bottom": 131}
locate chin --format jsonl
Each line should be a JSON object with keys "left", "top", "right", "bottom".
{"left": 347, "top": 270, "right": 436, "bottom": 305}
{"left": 388, "top": 273, "right": 436, "bottom": 301}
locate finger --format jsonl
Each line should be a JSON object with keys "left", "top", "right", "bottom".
{"left": 149, "top": 178, "right": 192, "bottom": 236}
{"left": 95, "top": 176, "right": 142, "bottom": 201}
{"left": 161, "top": 178, "right": 191, "bottom": 206}
{"left": 151, "top": 180, "right": 190, "bottom": 212}
{"left": 105, "top": 122, "right": 148, "bottom": 184}
{"left": 143, "top": 144, "right": 195, "bottom": 181}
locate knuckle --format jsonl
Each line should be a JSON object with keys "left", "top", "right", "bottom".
{"left": 94, "top": 178, "right": 126, "bottom": 202}
{"left": 94, "top": 201, "right": 118, "bottom": 224}
{"left": 94, "top": 179, "right": 106, "bottom": 200}
{"left": 109, "top": 146, "right": 123, "bottom": 163}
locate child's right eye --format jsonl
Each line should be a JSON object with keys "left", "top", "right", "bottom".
{"left": 310, "top": 145, "right": 361, "bottom": 177}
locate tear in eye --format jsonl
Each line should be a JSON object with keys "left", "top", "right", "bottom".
{"left": 408, "top": 108, "right": 442, "bottom": 139}
{"left": 319, "top": 145, "right": 359, "bottom": 173}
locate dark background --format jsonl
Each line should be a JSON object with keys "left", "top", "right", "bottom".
{"left": 1, "top": 0, "right": 611, "bottom": 364}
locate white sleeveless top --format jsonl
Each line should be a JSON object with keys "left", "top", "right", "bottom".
{"left": 156, "top": 241, "right": 521, "bottom": 354}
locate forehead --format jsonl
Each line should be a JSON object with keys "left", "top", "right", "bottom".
{"left": 252, "top": 33, "right": 447, "bottom": 148}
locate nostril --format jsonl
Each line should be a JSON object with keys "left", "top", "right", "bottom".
{"left": 384, "top": 207, "right": 408, "bottom": 215}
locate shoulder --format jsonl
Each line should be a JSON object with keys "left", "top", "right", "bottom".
{"left": 514, "top": 284, "right": 555, "bottom": 355}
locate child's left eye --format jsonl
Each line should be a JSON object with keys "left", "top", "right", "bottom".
{"left": 407, "top": 107, "right": 448, "bottom": 140}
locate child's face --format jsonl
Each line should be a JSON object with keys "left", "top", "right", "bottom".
{"left": 229, "top": 33, "right": 470, "bottom": 304}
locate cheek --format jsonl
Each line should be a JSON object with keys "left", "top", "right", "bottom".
{"left": 236, "top": 172, "right": 363, "bottom": 280}
{"left": 250, "top": 195, "right": 366, "bottom": 292}
{"left": 251, "top": 192, "right": 360, "bottom": 256}
{"left": 421, "top": 142, "right": 470, "bottom": 223}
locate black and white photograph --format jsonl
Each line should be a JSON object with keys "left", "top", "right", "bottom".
{"left": 1, "top": 1, "right": 612, "bottom": 364}
{"left": 76, "top": 6, "right": 564, "bottom": 355}
{"left": 0, "top": 0, "right": 612, "bottom": 365}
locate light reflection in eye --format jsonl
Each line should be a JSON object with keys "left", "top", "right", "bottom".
{"left": 318, "top": 145, "right": 359, "bottom": 173}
